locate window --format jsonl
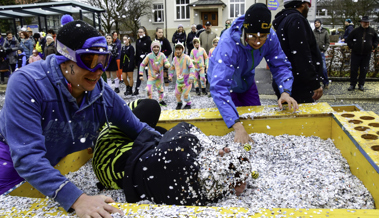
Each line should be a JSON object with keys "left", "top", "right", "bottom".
{"left": 153, "top": 4, "right": 164, "bottom": 23}
{"left": 176, "top": 0, "right": 190, "bottom": 20}
{"left": 229, "top": 0, "right": 245, "bottom": 18}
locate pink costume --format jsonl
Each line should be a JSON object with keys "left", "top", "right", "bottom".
{"left": 169, "top": 54, "right": 195, "bottom": 104}
{"left": 139, "top": 41, "right": 170, "bottom": 101}
{"left": 29, "top": 55, "right": 42, "bottom": 64}
{"left": 190, "top": 46, "right": 208, "bottom": 89}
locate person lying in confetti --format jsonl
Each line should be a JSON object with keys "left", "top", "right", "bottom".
{"left": 93, "top": 121, "right": 252, "bottom": 205}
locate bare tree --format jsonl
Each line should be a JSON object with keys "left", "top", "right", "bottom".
{"left": 86, "top": 0, "right": 128, "bottom": 34}
{"left": 119, "top": 0, "right": 152, "bottom": 38}
{"left": 318, "top": 0, "right": 379, "bottom": 27}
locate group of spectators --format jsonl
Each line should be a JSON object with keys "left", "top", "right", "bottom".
{"left": 0, "top": 28, "right": 58, "bottom": 84}
{"left": 313, "top": 15, "right": 378, "bottom": 92}
{"left": 103, "top": 21, "right": 220, "bottom": 96}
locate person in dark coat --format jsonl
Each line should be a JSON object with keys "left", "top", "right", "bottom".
{"left": 3, "top": 31, "right": 21, "bottom": 73}
{"left": 0, "top": 33, "right": 4, "bottom": 48}
{"left": 134, "top": 26, "right": 152, "bottom": 95}
{"left": 0, "top": 45, "right": 9, "bottom": 84}
{"left": 341, "top": 19, "right": 354, "bottom": 42}
{"left": 112, "top": 31, "right": 122, "bottom": 81}
{"left": 196, "top": 24, "right": 205, "bottom": 38}
{"left": 40, "top": 29, "right": 55, "bottom": 55}
{"left": 155, "top": 27, "right": 172, "bottom": 83}
{"left": 313, "top": 19, "right": 330, "bottom": 89}
{"left": 273, "top": 0, "right": 324, "bottom": 103}
{"left": 172, "top": 24, "right": 186, "bottom": 50}
{"left": 187, "top": 25, "right": 197, "bottom": 55}
{"left": 346, "top": 16, "right": 379, "bottom": 91}
{"left": 43, "top": 35, "right": 57, "bottom": 60}
{"left": 220, "top": 20, "right": 232, "bottom": 37}
{"left": 121, "top": 36, "right": 135, "bottom": 96}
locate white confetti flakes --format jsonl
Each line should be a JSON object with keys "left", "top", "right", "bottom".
{"left": 218, "top": 59, "right": 222, "bottom": 63}
{"left": 143, "top": 167, "right": 148, "bottom": 171}
{"left": 0, "top": 121, "right": 375, "bottom": 216}
{"left": 76, "top": 24, "right": 81, "bottom": 27}
{"left": 80, "top": 137, "right": 86, "bottom": 143}
{"left": 31, "top": 99, "right": 35, "bottom": 103}
{"left": 266, "top": 125, "right": 271, "bottom": 129}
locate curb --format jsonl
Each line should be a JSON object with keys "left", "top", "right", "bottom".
{"left": 259, "top": 95, "right": 379, "bottom": 101}
{"left": 329, "top": 77, "right": 379, "bottom": 82}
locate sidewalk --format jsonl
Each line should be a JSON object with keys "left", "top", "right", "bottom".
{"left": 255, "top": 69, "right": 379, "bottom": 102}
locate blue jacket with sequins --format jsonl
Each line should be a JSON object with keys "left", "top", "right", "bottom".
{"left": 208, "top": 15, "right": 293, "bottom": 128}
{"left": 0, "top": 54, "right": 156, "bottom": 211}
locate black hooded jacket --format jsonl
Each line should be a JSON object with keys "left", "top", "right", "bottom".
{"left": 186, "top": 31, "right": 197, "bottom": 52}
{"left": 155, "top": 37, "right": 172, "bottom": 58}
{"left": 120, "top": 44, "right": 135, "bottom": 72}
{"left": 347, "top": 25, "right": 379, "bottom": 55}
{"left": 135, "top": 36, "right": 152, "bottom": 65}
{"left": 273, "top": 8, "right": 323, "bottom": 94}
{"left": 343, "top": 24, "right": 354, "bottom": 41}
{"left": 172, "top": 30, "right": 186, "bottom": 47}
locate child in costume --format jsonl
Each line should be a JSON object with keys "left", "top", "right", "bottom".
{"left": 139, "top": 40, "right": 170, "bottom": 106}
{"left": 28, "top": 49, "right": 42, "bottom": 64}
{"left": 169, "top": 42, "right": 195, "bottom": 110}
{"left": 206, "top": 37, "right": 219, "bottom": 98}
{"left": 208, "top": 37, "right": 219, "bottom": 60}
{"left": 190, "top": 38, "right": 208, "bottom": 96}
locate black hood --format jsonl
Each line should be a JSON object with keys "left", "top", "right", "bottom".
{"left": 273, "top": 8, "right": 300, "bottom": 30}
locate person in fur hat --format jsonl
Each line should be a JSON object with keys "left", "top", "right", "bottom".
{"left": 169, "top": 42, "right": 195, "bottom": 109}
{"left": 139, "top": 40, "right": 170, "bottom": 106}
{"left": 190, "top": 37, "right": 208, "bottom": 96}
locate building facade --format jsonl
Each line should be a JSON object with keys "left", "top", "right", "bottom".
{"left": 140, "top": 0, "right": 288, "bottom": 41}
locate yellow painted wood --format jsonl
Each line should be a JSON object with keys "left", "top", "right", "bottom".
{"left": 6, "top": 104, "right": 379, "bottom": 215}
{"left": 332, "top": 105, "right": 361, "bottom": 112}
{"left": 160, "top": 102, "right": 334, "bottom": 122}
{"left": 2, "top": 201, "right": 379, "bottom": 217}
{"left": 159, "top": 117, "right": 332, "bottom": 140}
{"left": 332, "top": 112, "right": 379, "bottom": 208}
{"left": 8, "top": 149, "right": 93, "bottom": 198}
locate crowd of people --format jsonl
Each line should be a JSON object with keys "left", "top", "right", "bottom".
{"left": 0, "top": 1, "right": 378, "bottom": 217}
{"left": 0, "top": 28, "right": 57, "bottom": 84}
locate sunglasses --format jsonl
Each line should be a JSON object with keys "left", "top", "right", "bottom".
{"left": 57, "top": 40, "right": 111, "bottom": 72}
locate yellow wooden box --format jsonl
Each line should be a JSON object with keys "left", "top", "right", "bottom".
{"left": 3, "top": 103, "right": 379, "bottom": 217}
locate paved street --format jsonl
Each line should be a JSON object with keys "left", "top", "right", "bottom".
{"left": 0, "top": 68, "right": 378, "bottom": 114}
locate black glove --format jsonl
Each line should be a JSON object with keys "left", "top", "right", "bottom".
{"left": 6, "top": 48, "right": 12, "bottom": 54}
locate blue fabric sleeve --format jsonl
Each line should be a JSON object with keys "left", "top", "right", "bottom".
{"left": 3, "top": 72, "right": 83, "bottom": 211}
{"left": 22, "top": 56, "right": 26, "bottom": 67}
{"left": 208, "top": 40, "right": 240, "bottom": 128}
{"left": 265, "top": 30, "right": 293, "bottom": 94}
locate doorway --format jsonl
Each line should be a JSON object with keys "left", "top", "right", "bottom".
{"left": 201, "top": 12, "right": 218, "bottom": 26}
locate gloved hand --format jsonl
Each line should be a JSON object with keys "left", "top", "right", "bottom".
{"left": 6, "top": 48, "right": 12, "bottom": 54}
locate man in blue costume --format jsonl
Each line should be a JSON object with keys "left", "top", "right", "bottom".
{"left": 208, "top": 3, "right": 298, "bottom": 145}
